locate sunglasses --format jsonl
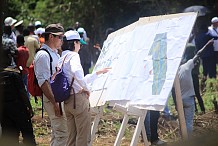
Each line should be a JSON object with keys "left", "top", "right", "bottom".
{"left": 52, "top": 34, "right": 63, "bottom": 40}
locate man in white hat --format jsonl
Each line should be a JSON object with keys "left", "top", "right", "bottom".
{"left": 35, "top": 20, "right": 42, "bottom": 29}
{"left": 34, "top": 27, "right": 45, "bottom": 46}
{"left": 4, "top": 16, "right": 17, "bottom": 26}
{"left": 4, "top": 17, "right": 17, "bottom": 43}
{"left": 77, "top": 27, "right": 92, "bottom": 75}
{"left": 208, "top": 17, "right": 218, "bottom": 63}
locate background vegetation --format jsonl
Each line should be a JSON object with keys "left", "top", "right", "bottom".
{"left": 1, "top": 1, "right": 218, "bottom": 144}
{"left": 2, "top": 0, "right": 218, "bottom": 46}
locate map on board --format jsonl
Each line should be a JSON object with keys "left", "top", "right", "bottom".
{"left": 89, "top": 12, "right": 197, "bottom": 111}
{"left": 148, "top": 33, "right": 167, "bottom": 95}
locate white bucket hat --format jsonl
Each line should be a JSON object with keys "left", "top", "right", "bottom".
{"left": 4, "top": 17, "right": 17, "bottom": 26}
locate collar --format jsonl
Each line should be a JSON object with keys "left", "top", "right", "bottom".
{"left": 41, "top": 44, "right": 56, "bottom": 52}
{"left": 62, "top": 50, "right": 78, "bottom": 56}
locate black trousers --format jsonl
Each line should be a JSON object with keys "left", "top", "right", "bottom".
{"left": 192, "top": 74, "right": 205, "bottom": 112}
{"left": 82, "top": 63, "right": 91, "bottom": 76}
{"left": 202, "top": 56, "right": 216, "bottom": 78}
{"left": 150, "top": 110, "right": 160, "bottom": 143}
{"left": 1, "top": 100, "right": 36, "bottom": 145}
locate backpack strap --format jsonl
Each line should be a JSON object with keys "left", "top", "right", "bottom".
{"left": 39, "top": 48, "right": 53, "bottom": 75}
{"left": 61, "top": 54, "right": 76, "bottom": 108}
{"left": 213, "top": 28, "right": 218, "bottom": 36}
{"left": 61, "top": 55, "right": 68, "bottom": 69}
{"left": 36, "top": 48, "right": 53, "bottom": 118}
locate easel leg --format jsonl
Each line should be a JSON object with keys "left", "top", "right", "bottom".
{"left": 89, "top": 106, "right": 103, "bottom": 146}
{"left": 141, "top": 123, "right": 150, "bottom": 146}
{"left": 130, "top": 110, "right": 149, "bottom": 146}
{"left": 174, "top": 74, "right": 188, "bottom": 139}
{"left": 114, "top": 114, "right": 129, "bottom": 146}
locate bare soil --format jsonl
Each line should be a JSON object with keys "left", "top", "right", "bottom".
{"left": 32, "top": 108, "right": 218, "bottom": 146}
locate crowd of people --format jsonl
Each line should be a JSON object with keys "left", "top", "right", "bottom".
{"left": 0, "top": 16, "right": 110, "bottom": 146}
{"left": 0, "top": 15, "right": 218, "bottom": 146}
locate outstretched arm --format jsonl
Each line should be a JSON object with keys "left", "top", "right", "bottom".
{"left": 193, "top": 38, "right": 214, "bottom": 62}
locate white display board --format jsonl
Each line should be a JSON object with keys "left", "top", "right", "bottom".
{"left": 89, "top": 12, "right": 197, "bottom": 111}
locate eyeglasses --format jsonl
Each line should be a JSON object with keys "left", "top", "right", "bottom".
{"left": 52, "top": 34, "right": 63, "bottom": 40}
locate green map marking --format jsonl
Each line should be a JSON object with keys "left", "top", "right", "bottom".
{"left": 148, "top": 33, "right": 167, "bottom": 95}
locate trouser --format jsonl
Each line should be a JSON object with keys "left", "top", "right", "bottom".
{"left": 144, "top": 111, "right": 151, "bottom": 141}
{"left": 215, "top": 51, "right": 218, "bottom": 64}
{"left": 144, "top": 110, "right": 160, "bottom": 143}
{"left": 202, "top": 56, "right": 216, "bottom": 78}
{"left": 183, "top": 96, "right": 195, "bottom": 137}
{"left": 64, "top": 92, "right": 91, "bottom": 146}
{"left": 192, "top": 74, "right": 205, "bottom": 112}
{"left": 1, "top": 100, "right": 36, "bottom": 145}
{"left": 43, "top": 96, "right": 68, "bottom": 146}
{"left": 150, "top": 110, "right": 160, "bottom": 143}
{"left": 22, "top": 74, "right": 30, "bottom": 99}
{"left": 82, "top": 63, "right": 91, "bottom": 76}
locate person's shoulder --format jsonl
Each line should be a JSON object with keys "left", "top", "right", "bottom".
{"left": 3, "top": 67, "right": 20, "bottom": 74}
{"left": 208, "top": 26, "right": 213, "bottom": 30}
{"left": 186, "top": 59, "right": 194, "bottom": 67}
{"left": 27, "top": 35, "right": 38, "bottom": 42}
{"left": 67, "top": 52, "right": 80, "bottom": 61}
{"left": 37, "top": 48, "right": 49, "bottom": 54}
{"left": 26, "top": 36, "right": 34, "bottom": 42}
{"left": 2, "top": 37, "right": 15, "bottom": 44}
{"left": 72, "top": 52, "right": 80, "bottom": 57}
{"left": 17, "top": 45, "right": 26, "bottom": 49}
{"left": 35, "top": 48, "right": 50, "bottom": 59}
{"left": 18, "top": 46, "right": 29, "bottom": 54}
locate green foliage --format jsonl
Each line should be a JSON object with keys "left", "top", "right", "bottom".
{"left": 6, "top": 0, "right": 216, "bottom": 46}
{"left": 30, "top": 96, "right": 43, "bottom": 115}
{"left": 202, "top": 78, "right": 218, "bottom": 111}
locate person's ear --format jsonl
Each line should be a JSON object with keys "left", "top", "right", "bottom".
{"left": 49, "top": 33, "right": 52, "bottom": 39}
{"left": 73, "top": 41, "right": 76, "bottom": 46}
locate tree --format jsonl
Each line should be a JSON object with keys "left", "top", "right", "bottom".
{"left": 3, "top": 0, "right": 218, "bottom": 49}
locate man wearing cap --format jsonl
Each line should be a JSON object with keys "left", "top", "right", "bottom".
{"left": 4, "top": 17, "right": 17, "bottom": 43}
{"left": 208, "top": 17, "right": 218, "bottom": 63}
{"left": 35, "top": 27, "right": 45, "bottom": 46}
{"left": 35, "top": 20, "right": 42, "bottom": 29}
{"left": 34, "top": 23, "right": 67, "bottom": 146}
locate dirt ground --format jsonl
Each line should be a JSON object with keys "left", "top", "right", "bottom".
{"left": 32, "top": 108, "right": 218, "bottom": 146}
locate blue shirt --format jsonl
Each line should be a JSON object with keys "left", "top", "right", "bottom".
{"left": 34, "top": 44, "right": 60, "bottom": 87}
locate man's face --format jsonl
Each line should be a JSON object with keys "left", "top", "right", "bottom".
{"left": 51, "top": 34, "right": 63, "bottom": 49}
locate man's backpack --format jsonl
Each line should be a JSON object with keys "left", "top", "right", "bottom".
{"left": 28, "top": 63, "right": 43, "bottom": 97}
{"left": 28, "top": 48, "right": 53, "bottom": 117}
{"left": 50, "top": 55, "right": 74, "bottom": 102}
{"left": 28, "top": 48, "right": 53, "bottom": 99}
